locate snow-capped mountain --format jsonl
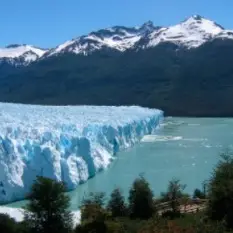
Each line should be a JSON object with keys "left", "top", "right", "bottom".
{"left": 1, "top": 15, "right": 233, "bottom": 66}
{"left": 143, "top": 15, "right": 225, "bottom": 49}
{"left": 45, "top": 21, "right": 158, "bottom": 57}
{"left": 0, "top": 44, "right": 47, "bottom": 66}
{"left": 47, "top": 15, "right": 232, "bottom": 57}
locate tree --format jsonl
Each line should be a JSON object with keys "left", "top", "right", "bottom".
{"left": 78, "top": 192, "right": 109, "bottom": 233}
{"left": 82, "top": 192, "right": 105, "bottom": 208}
{"left": 207, "top": 152, "right": 233, "bottom": 228}
{"left": 180, "top": 194, "right": 190, "bottom": 213}
{"left": 107, "top": 188, "right": 128, "bottom": 217}
{"left": 0, "top": 213, "right": 19, "bottom": 233}
{"left": 193, "top": 188, "right": 205, "bottom": 199}
{"left": 128, "top": 176, "right": 155, "bottom": 219}
{"left": 161, "top": 179, "right": 186, "bottom": 215}
{"left": 24, "top": 176, "right": 73, "bottom": 233}
{"left": 81, "top": 192, "right": 106, "bottom": 222}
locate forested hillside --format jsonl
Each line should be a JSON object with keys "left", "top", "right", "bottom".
{"left": 0, "top": 39, "right": 233, "bottom": 116}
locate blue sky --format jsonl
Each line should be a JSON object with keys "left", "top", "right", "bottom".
{"left": 0, "top": 0, "right": 232, "bottom": 48}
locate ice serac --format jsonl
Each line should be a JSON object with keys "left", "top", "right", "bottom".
{"left": 0, "top": 104, "right": 163, "bottom": 203}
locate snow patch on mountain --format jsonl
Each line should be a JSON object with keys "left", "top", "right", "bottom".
{"left": 47, "top": 15, "right": 233, "bottom": 56}
{"left": 1, "top": 15, "right": 233, "bottom": 65}
{"left": 48, "top": 40, "right": 76, "bottom": 56}
{"left": 47, "top": 22, "right": 158, "bottom": 56}
{"left": 0, "top": 104, "right": 163, "bottom": 203}
{"left": 0, "top": 45, "right": 46, "bottom": 58}
{"left": 0, "top": 45, "right": 47, "bottom": 65}
{"left": 215, "top": 30, "right": 233, "bottom": 40}
{"left": 146, "top": 15, "right": 224, "bottom": 48}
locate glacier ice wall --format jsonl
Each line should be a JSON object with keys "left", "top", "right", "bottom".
{"left": 0, "top": 104, "right": 163, "bottom": 203}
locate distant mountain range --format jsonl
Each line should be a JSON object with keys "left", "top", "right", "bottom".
{"left": 0, "top": 15, "right": 233, "bottom": 116}
{"left": 1, "top": 15, "right": 232, "bottom": 65}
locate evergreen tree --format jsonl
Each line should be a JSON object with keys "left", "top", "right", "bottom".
{"left": 128, "top": 176, "right": 154, "bottom": 219}
{"left": 24, "top": 176, "right": 73, "bottom": 233}
{"left": 207, "top": 153, "right": 233, "bottom": 228}
{"left": 107, "top": 188, "right": 128, "bottom": 217}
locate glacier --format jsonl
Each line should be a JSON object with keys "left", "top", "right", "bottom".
{"left": 0, "top": 103, "right": 163, "bottom": 203}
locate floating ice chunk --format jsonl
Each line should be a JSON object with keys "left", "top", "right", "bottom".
{"left": 141, "top": 135, "right": 182, "bottom": 142}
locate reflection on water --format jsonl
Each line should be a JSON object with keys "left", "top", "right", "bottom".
{"left": 6, "top": 117, "right": 233, "bottom": 210}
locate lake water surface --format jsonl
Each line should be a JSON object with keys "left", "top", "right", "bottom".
{"left": 7, "top": 117, "right": 233, "bottom": 210}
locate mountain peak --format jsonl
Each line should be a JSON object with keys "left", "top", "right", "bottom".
{"left": 144, "top": 14, "right": 226, "bottom": 49}
{"left": 191, "top": 14, "right": 203, "bottom": 20}
{"left": 5, "top": 44, "right": 25, "bottom": 49}
{"left": 141, "top": 20, "right": 154, "bottom": 28}
{"left": 182, "top": 14, "right": 206, "bottom": 23}
{"left": 0, "top": 43, "right": 47, "bottom": 66}
{"left": 139, "top": 20, "right": 159, "bottom": 34}
{"left": 1, "top": 15, "right": 231, "bottom": 65}
{"left": 182, "top": 15, "right": 224, "bottom": 30}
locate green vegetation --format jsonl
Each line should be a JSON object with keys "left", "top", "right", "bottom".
{"left": 24, "top": 176, "right": 73, "bottom": 233}
{"left": 1, "top": 39, "right": 233, "bottom": 116}
{"left": 193, "top": 188, "right": 206, "bottom": 199}
{"left": 107, "top": 188, "right": 127, "bottom": 218}
{"left": 0, "top": 213, "right": 23, "bottom": 233}
{"left": 160, "top": 179, "right": 187, "bottom": 216}
{"left": 207, "top": 152, "right": 233, "bottom": 228}
{"left": 2, "top": 152, "right": 233, "bottom": 232}
{"left": 128, "top": 176, "right": 155, "bottom": 219}
{"left": 80, "top": 192, "right": 107, "bottom": 223}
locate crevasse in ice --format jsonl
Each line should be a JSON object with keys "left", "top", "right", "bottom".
{"left": 0, "top": 103, "right": 163, "bottom": 203}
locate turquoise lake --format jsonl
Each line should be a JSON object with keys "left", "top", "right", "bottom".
{"left": 7, "top": 117, "right": 233, "bottom": 210}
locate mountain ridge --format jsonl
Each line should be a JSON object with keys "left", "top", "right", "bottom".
{"left": 1, "top": 15, "right": 233, "bottom": 117}
{"left": 0, "top": 15, "right": 232, "bottom": 66}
